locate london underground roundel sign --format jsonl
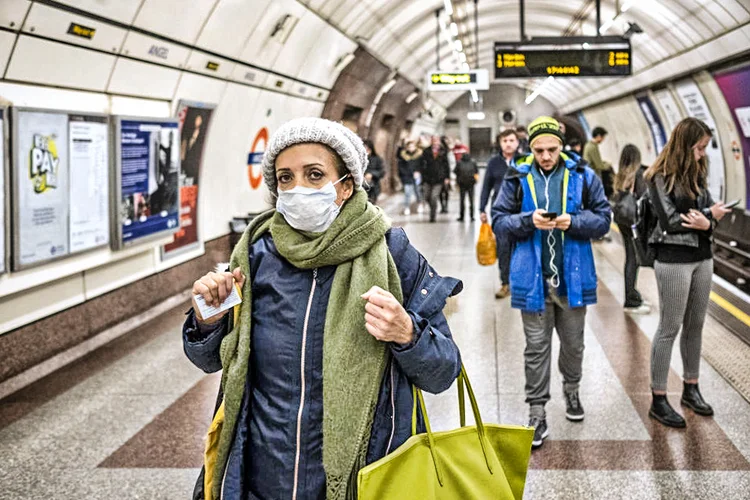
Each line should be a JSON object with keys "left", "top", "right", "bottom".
{"left": 247, "top": 127, "right": 268, "bottom": 190}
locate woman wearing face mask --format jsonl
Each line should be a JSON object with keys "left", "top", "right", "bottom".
{"left": 644, "top": 117, "right": 731, "bottom": 428}
{"left": 183, "top": 117, "right": 462, "bottom": 500}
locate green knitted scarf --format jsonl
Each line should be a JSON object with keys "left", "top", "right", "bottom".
{"left": 213, "top": 189, "right": 403, "bottom": 499}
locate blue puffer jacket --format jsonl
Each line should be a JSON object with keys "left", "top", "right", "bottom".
{"left": 183, "top": 227, "right": 462, "bottom": 500}
{"left": 491, "top": 152, "right": 610, "bottom": 312}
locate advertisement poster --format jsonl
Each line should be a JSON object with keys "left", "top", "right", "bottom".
{"left": 117, "top": 118, "right": 180, "bottom": 248}
{"left": 653, "top": 89, "right": 683, "bottom": 136}
{"left": 714, "top": 65, "right": 750, "bottom": 211}
{"left": 69, "top": 115, "right": 109, "bottom": 253}
{"left": 0, "top": 109, "right": 5, "bottom": 274}
{"left": 15, "top": 110, "right": 70, "bottom": 268}
{"left": 637, "top": 95, "right": 667, "bottom": 155}
{"left": 675, "top": 79, "right": 726, "bottom": 201}
{"left": 162, "top": 101, "right": 215, "bottom": 258}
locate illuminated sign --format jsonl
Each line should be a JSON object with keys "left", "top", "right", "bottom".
{"left": 206, "top": 61, "right": 220, "bottom": 71}
{"left": 67, "top": 22, "right": 96, "bottom": 40}
{"left": 427, "top": 69, "right": 489, "bottom": 91}
{"left": 494, "top": 44, "right": 631, "bottom": 78}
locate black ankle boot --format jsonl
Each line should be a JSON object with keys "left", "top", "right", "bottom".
{"left": 649, "top": 394, "right": 686, "bottom": 428}
{"left": 681, "top": 382, "right": 714, "bottom": 416}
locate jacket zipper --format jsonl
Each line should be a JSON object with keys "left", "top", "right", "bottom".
{"left": 292, "top": 268, "right": 317, "bottom": 500}
{"left": 385, "top": 360, "right": 396, "bottom": 454}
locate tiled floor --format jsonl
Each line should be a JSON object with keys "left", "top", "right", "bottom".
{"left": 1, "top": 191, "right": 749, "bottom": 499}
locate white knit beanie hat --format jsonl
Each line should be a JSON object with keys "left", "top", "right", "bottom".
{"left": 261, "top": 117, "right": 367, "bottom": 194}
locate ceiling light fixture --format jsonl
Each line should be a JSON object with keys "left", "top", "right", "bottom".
{"left": 405, "top": 91, "right": 419, "bottom": 104}
{"left": 454, "top": 40, "right": 463, "bottom": 51}
{"left": 443, "top": 0, "right": 453, "bottom": 16}
{"left": 525, "top": 76, "right": 555, "bottom": 105}
{"left": 467, "top": 111, "right": 485, "bottom": 120}
{"left": 450, "top": 22, "right": 458, "bottom": 36}
{"left": 470, "top": 89, "right": 479, "bottom": 103}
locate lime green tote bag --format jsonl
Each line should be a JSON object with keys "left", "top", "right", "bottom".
{"left": 357, "top": 366, "right": 533, "bottom": 500}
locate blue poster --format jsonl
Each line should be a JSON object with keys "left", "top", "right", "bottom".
{"left": 637, "top": 95, "right": 667, "bottom": 154}
{"left": 119, "top": 119, "right": 180, "bottom": 246}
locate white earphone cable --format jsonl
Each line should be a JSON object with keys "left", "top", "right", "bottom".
{"left": 542, "top": 170, "right": 560, "bottom": 289}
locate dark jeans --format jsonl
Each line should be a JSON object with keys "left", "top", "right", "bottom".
{"left": 423, "top": 183, "right": 441, "bottom": 221}
{"left": 440, "top": 183, "right": 449, "bottom": 212}
{"left": 618, "top": 223, "right": 643, "bottom": 307}
{"left": 458, "top": 186, "right": 475, "bottom": 220}
{"left": 497, "top": 235, "right": 511, "bottom": 286}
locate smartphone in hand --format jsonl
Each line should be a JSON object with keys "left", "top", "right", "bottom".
{"left": 724, "top": 199, "right": 741, "bottom": 209}
{"left": 541, "top": 212, "right": 558, "bottom": 220}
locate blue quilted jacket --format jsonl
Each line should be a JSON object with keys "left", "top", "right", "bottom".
{"left": 183, "top": 227, "right": 462, "bottom": 499}
{"left": 491, "top": 152, "right": 611, "bottom": 312}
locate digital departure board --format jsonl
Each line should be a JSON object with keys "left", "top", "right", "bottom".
{"left": 427, "top": 69, "right": 490, "bottom": 91}
{"left": 494, "top": 44, "right": 631, "bottom": 78}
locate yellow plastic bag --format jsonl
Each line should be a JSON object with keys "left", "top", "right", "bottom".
{"left": 476, "top": 223, "right": 497, "bottom": 266}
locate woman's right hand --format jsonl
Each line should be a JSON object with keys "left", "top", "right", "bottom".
{"left": 192, "top": 268, "right": 245, "bottom": 324}
{"left": 680, "top": 210, "right": 711, "bottom": 231}
{"left": 710, "top": 202, "right": 731, "bottom": 221}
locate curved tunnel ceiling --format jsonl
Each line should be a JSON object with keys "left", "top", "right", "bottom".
{"left": 300, "top": 0, "right": 750, "bottom": 112}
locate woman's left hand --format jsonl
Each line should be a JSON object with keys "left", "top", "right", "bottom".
{"left": 680, "top": 210, "right": 711, "bottom": 231}
{"left": 362, "top": 286, "right": 414, "bottom": 345}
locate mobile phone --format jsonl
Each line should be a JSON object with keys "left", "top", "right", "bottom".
{"left": 541, "top": 212, "right": 558, "bottom": 219}
{"left": 724, "top": 199, "right": 740, "bottom": 209}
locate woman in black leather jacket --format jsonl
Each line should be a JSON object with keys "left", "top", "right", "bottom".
{"left": 644, "top": 117, "right": 731, "bottom": 429}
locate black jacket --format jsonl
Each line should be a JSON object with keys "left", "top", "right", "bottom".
{"left": 398, "top": 148, "right": 423, "bottom": 185}
{"left": 366, "top": 155, "right": 385, "bottom": 183}
{"left": 647, "top": 174, "right": 715, "bottom": 248}
{"left": 454, "top": 154, "right": 478, "bottom": 188}
{"left": 419, "top": 147, "right": 450, "bottom": 185}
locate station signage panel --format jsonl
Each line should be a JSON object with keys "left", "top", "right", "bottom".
{"left": 11, "top": 108, "right": 110, "bottom": 270}
{"left": 427, "top": 69, "right": 490, "bottom": 91}
{"left": 494, "top": 43, "right": 631, "bottom": 78}
{"left": 112, "top": 116, "right": 180, "bottom": 250}
{"left": 162, "top": 101, "right": 216, "bottom": 260}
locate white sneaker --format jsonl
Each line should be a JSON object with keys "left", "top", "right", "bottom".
{"left": 417, "top": 203, "right": 425, "bottom": 214}
{"left": 403, "top": 208, "right": 411, "bottom": 215}
{"left": 624, "top": 304, "right": 651, "bottom": 315}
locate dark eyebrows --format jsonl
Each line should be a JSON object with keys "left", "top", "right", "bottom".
{"left": 275, "top": 163, "right": 326, "bottom": 175}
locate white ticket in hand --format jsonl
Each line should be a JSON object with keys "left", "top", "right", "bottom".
{"left": 194, "top": 284, "right": 242, "bottom": 319}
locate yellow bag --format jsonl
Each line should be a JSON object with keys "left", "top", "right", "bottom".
{"left": 357, "top": 367, "right": 534, "bottom": 500}
{"left": 476, "top": 222, "right": 497, "bottom": 266}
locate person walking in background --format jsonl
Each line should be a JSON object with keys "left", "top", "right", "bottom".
{"left": 493, "top": 116, "right": 610, "bottom": 449}
{"left": 583, "top": 127, "right": 614, "bottom": 199}
{"left": 420, "top": 136, "right": 451, "bottom": 223}
{"left": 644, "top": 117, "right": 731, "bottom": 428}
{"left": 516, "top": 125, "right": 530, "bottom": 155}
{"left": 454, "top": 152, "right": 478, "bottom": 222}
{"left": 612, "top": 144, "right": 651, "bottom": 314}
{"left": 439, "top": 136, "right": 456, "bottom": 214}
{"left": 480, "top": 129, "right": 520, "bottom": 299}
{"left": 566, "top": 137, "right": 583, "bottom": 156}
{"left": 363, "top": 139, "right": 385, "bottom": 204}
{"left": 398, "top": 140, "right": 423, "bottom": 215}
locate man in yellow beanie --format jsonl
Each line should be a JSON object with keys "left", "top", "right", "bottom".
{"left": 491, "top": 116, "right": 611, "bottom": 449}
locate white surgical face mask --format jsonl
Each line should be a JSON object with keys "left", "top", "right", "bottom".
{"left": 276, "top": 175, "right": 349, "bottom": 233}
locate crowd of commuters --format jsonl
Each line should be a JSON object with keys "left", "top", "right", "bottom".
{"left": 182, "top": 112, "right": 729, "bottom": 495}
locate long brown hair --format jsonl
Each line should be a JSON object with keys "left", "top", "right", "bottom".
{"left": 614, "top": 144, "right": 641, "bottom": 192}
{"left": 644, "top": 117, "right": 711, "bottom": 198}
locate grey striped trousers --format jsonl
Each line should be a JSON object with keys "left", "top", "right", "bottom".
{"left": 650, "top": 259, "right": 713, "bottom": 392}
